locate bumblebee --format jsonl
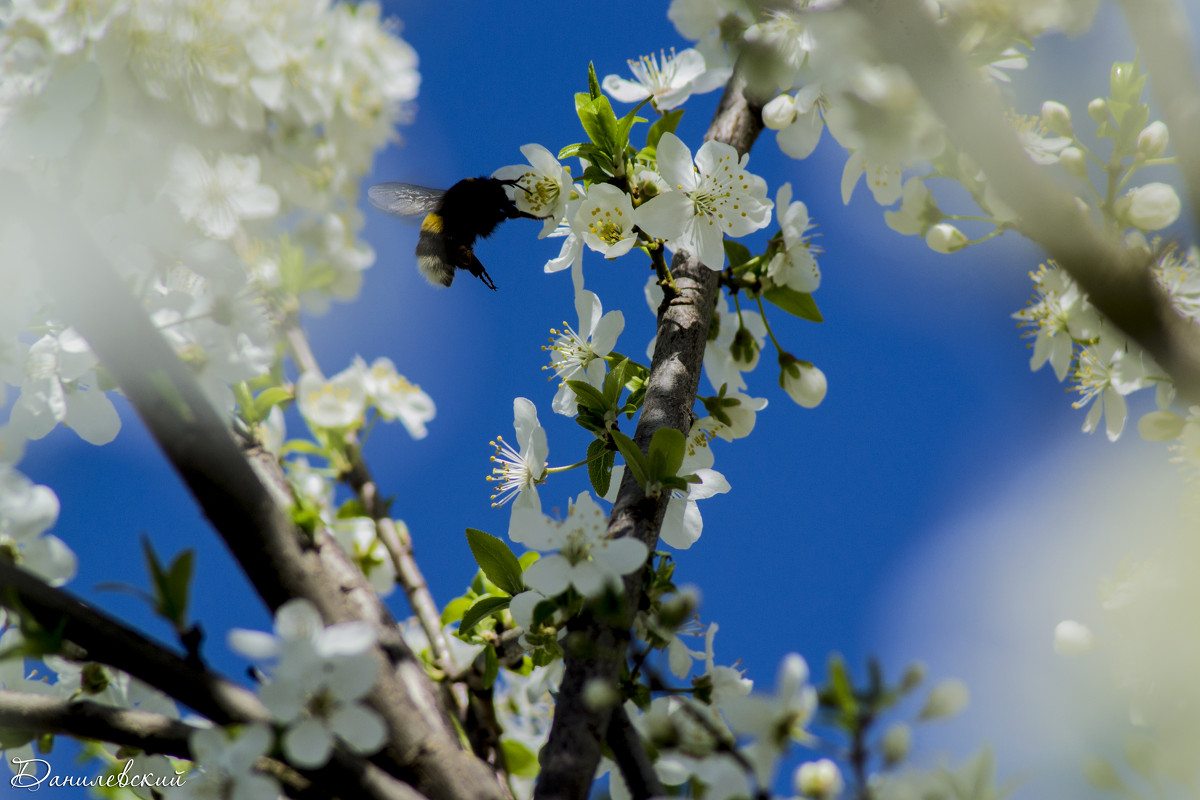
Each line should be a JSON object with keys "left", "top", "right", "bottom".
{"left": 367, "top": 177, "right": 540, "bottom": 290}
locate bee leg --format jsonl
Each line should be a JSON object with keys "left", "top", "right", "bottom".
{"left": 460, "top": 247, "right": 498, "bottom": 291}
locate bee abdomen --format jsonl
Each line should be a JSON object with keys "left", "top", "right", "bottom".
{"left": 416, "top": 213, "right": 454, "bottom": 287}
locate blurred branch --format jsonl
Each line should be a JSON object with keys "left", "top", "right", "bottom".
{"left": 845, "top": 0, "right": 1200, "bottom": 399}
{"left": 0, "top": 562, "right": 420, "bottom": 800}
{"left": 0, "top": 561, "right": 268, "bottom": 725}
{"left": 0, "top": 688, "right": 193, "bottom": 758}
{"left": 24, "top": 190, "right": 505, "bottom": 800}
{"left": 605, "top": 704, "right": 664, "bottom": 800}
{"left": 533, "top": 63, "right": 768, "bottom": 800}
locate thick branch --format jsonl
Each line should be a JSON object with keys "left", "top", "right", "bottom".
{"left": 844, "top": 0, "right": 1200, "bottom": 398}
{"left": 0, "top": 689, "right": 193, "bottom": 758}
{"left": 0, "top": 562, "right": 423, "bottom": 800}
{"left": 0, "top": 561, "right": 268, "bottom": 725}
{"left": 533, "top": 66, "right": 767, "bottom": 800}
{"left": 26, "top": 195, "right": 503, "bottom": 800}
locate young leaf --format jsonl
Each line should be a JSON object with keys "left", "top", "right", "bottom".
{"left": 646, "top": 108, "right": 685, "bottom": 152}
{"left": 565, "top": 379, "right": 610, "bottom": 412}
{"left": 253, "top": 386, "right": 293, "bottom": 419}
{"left": 724, "top": 240, "right": 753, "bottom": 269}
{"left": 764, "top": 286, "right": 824, "bottom": 323}
{"left": 141, "top": 537, "right": 193, "bottom": 632}
{"left": 460, "top": 596, "right": 513, "bottom": 635}
{"left": 587, "top": 61, "right": 602, "bottom": 100}
{"left": 482, "top": 643, "right": 500, "bottom": 689}
{"left": 611, "top": 430, "right": 649, "bottom": 489}
{"left": 647, "top": 427, "right": 686, "bottom": 482}
{"left": 465, "top": 529, "right": 525, "bottom": 596}
{"left": 587, "top": 438, "right": 614, "bottom": 497}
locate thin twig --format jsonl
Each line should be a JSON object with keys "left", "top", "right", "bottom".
{"left": 844, "top": 0, "right": 1200, "bottom": 399}
{"left": 24, "top": 189, "right": 504, "bottom": 800}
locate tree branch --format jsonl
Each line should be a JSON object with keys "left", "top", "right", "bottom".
{"left": 844, "top": 0, "right": 1200, "bottom": 399}
{"left": 24, "top": 192, "right": 504, "bottom": 800}
{"left": 605, "top": 704, "right": 664, "bottom": 800}
{"left": 0, "top": 689, "right": 193, "bottom": 758}
{"left": 533, "top": 64, "right": 768, "bottom": 800}
{"left": 0, "top": 562, "right": 425, "bottom": 800}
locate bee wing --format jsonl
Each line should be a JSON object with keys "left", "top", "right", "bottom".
{"left": 367, "top": 183, "right": 445, "bottom": 217}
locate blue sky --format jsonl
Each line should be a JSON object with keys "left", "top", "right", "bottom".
{"left": 12, "top": 1, "right": 1192, "bottom": 796}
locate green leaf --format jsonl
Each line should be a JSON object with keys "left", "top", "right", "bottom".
{"left": 723, "top": 240, "right": 753, "bottom": 269}
{"left": 565, "top": 379, "right": 609, "bottom": 412}
{"left": 827, "top": 654, "right": 859, "bottom": 720}
{"left": 465, "top": 529, "right": 525, "bottom": 596}
{"left": 502, "top": 739, "right": 541, "bottom": 778}
{"left": 279, "top": 439, "right": 325, "bottom": 457}
{"left": 647, "top": 427, "right": 685, "bottom": 481}
{"left": 764, "top": 286, "right": 823, "bottom": 323}
{"left": 603, "top": 358, "right": 631, "bottom": 404}
{"left": 646, "top": 108, "right": 685, "bottom": 152}
{"left": 142, "top": 537, "right": 192, "bottom": 631}
{"left": 615, "top": 100, "right": 651, "bottom": 150}
{"left": 587, "top": 62, "right": 602, "bottom": 100}
{"left": 611, "top": 431, "right": 648, "bottom": 488}
{"left": 587, "top": 439, "right": 614, "bottom": 498}
{"left": 441, "top": 596, "right": 472, "bottom": 625}
{"left": 253, "top": 386, "right": 293, "bottom": 419}
{"left": 483, "top": 643, "right": 500, "bottom": 689}
{"left": 459, "top": 596, "right": 512, "bottom": 634}
{"left": 576, "top": 94, "right": 621, "bottom": 158}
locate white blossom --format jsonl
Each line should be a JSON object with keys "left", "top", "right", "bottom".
{"left": 176, "top": 724, "right": 279, "bottom": 800}
{"left": 545, "top": 287, "right": 624, "bottom": 416}
{"left": 513, "top": 492, "right": 648, "bottom": 598}
{"left": 164, "top": 146, "right": 280, "bottom": 240}
{"left": 228, "top": 599, "right": 385, "bottom": 769}
{"left": 766, "top": 182, "right": 821, "bottom": 293}
{"left": 295, "top": 366, "right": 367, "bottom": 429}
{"left": 602, "top": 48, "right": 729, "bottom": 111}
{"left": 489, "top": 398, "right": 549, "bottom": 542}
{"left": 359, "top": 356, "right": 435, "bottom": 439}
{"left": 572, "top": 184, "right": 639, "bottom": 258}
{"left": 9, "top": 330, "right": 120, "bottom": 446}
{"left": 0, "top": 465, "right": 75, "bottom": 585}
{"left": 636, "top": 132, "right": 773, "bottom": 269}
{"left": 494, "top": 143, "right": 575, "bottom": 237}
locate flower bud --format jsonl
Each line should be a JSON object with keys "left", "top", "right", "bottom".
{"left": 924, "top": 222, "right": 967, "bottom": 254}
{"left": 881, "top": 722, "right": 912, "bottom": 766}
{"left": 1059, "top": 146, "right": 1087, "bottom": 179}
{"left": 795, "top": 759, "right": 844, "bottom": 800}
{"left": 919, "top": 678, "right": 969, "bottom": 720}
{"left": 658, "top": 585, "right": 700, "bottom": 630}
{"left": 1053, "top": 619, "right": 1096, "bottom": 655}
{"left": 899, "top": 661, "right": 926, "bottom": 692}
{"left": 762, "top": 93, "right": 797, "bottom": 130}
{"left": 1087, "top": 97, "right": 1108, "bottom": 123}
{"left": 779, "top": 354, "right": 826, "bottom": 408}
{"left": 583, "top": 679, "right": 620, "bottom": 711}
{"left": 730, "top": 326, "right": 761, "bottom": 368}
{"left": 1136, "top": 120, "right": 1168, "bottom": 158}
{"left": 1041, "top": 100, "right": 1073, "bottom": 136}
{"left": 1122, "top": 182, "right": 1181, "bottom": 231}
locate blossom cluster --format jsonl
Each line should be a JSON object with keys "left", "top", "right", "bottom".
{"left": 0, "top": 0, "right": 419, "bottom": 586}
